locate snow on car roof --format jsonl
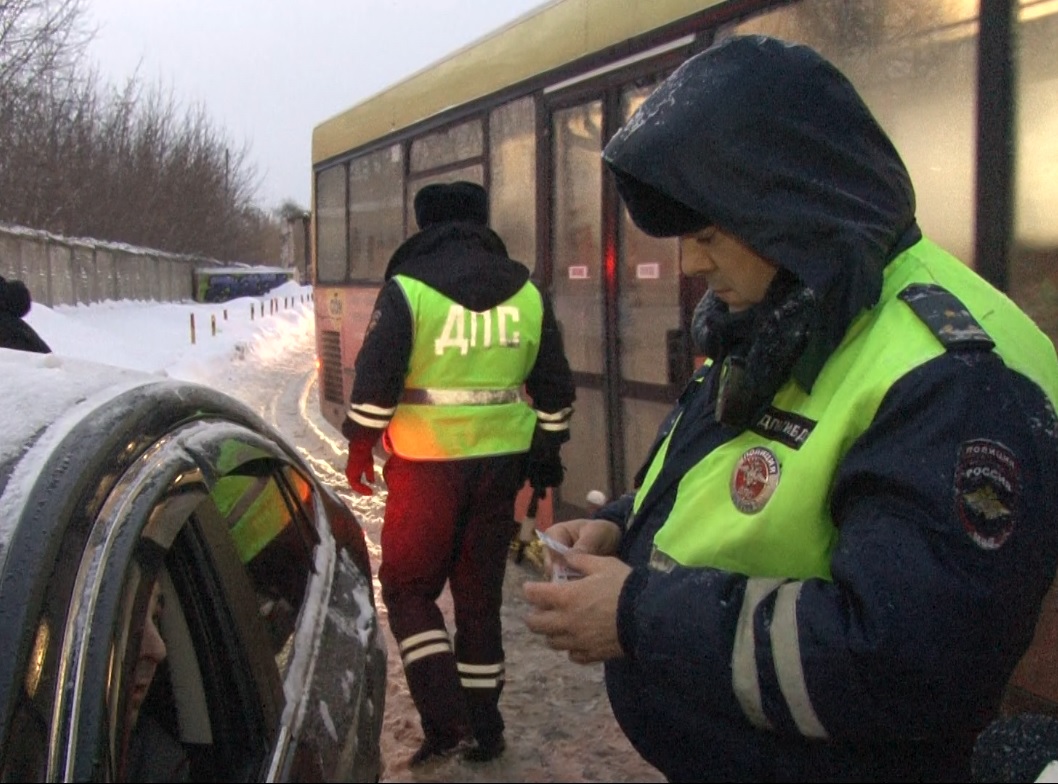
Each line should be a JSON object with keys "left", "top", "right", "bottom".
{"left": 0, "top": 348, "right": 163, "bottom": 559}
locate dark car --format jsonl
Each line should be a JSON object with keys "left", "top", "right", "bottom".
{"left": 0, "top": 349, "right": 386, "bottom": 782}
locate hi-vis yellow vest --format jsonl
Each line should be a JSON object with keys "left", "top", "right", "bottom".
{"left": 386, "top": 275, "right": 543, "bottom": 459}
{"left": 635, "top": 238, "right": 1058, "bottom": 579}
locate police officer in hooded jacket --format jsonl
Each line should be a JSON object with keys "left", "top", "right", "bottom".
{"left": 342, "top": 181, "right": 575, "bottom": 767}
{"left": 524, "top": 35, "right": 1058, "bottom": 782}
{"left": 0, "top": 276, "right": 51, "bottom": 354}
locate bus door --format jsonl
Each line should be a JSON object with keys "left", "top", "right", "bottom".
{"left": 547, "top": 89, "right": 703, "bottom": 516}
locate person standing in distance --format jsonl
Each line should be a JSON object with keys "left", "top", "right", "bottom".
{"left": 524, "top": 34, "right": 1058, "bottom": 782}
{"left": 343, "top": 181, "right": 575, "bottom": 767}
{"left": 0, "top": 275, "right": 51, "bottom": 353}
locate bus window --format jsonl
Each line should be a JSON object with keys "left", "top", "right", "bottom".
{"left": 316, "top": 164, "right": 348, "bottom": 284}
{"left": 1012, "top": 4, "right": 1058, "bottom": 346}
{"left": 409, "top": 119, "right": 484, "bottom": 173}
{"left": 349, "top": 144, "right": 405, "bottom": 282}
{"left": 723, "top": 1, "right": 979, "bottom": 267}
{"left": 489, "top": 96, "right": 537, "bottom": 271}
{"left": 551, "top": 100, "right": 604, "bottom": 375}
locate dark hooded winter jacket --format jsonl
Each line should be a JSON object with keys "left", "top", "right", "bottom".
{"left": 595, "top": 35, "right": 1058, "bottom": 783}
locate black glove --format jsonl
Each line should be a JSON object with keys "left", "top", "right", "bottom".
{"left": 526, "top": 435, "right": 565, "bottom": 493}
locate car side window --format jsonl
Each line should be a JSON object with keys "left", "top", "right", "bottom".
{"left": 116, "top": 570, "right": 192, "bottom": 784}
{"left": 211, "top": 462, "right": 320, "bottom": 669}
{"left": 155, "top": 461, "right": 310, "bottom": 783}
{"left": 124, "top": 451, "right": 329, "bottom": 783}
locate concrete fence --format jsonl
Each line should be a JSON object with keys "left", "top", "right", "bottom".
{"left": 0, "top": 222, "right": 226, "bottom": 307}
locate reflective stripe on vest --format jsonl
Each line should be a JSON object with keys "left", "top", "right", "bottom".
{"left": 387, "top": 275, "right": 543, "bottom": 459}
{"left": 401, "top": 387, "right": 523, "bottom": 406}
{"left": 637, "top": 237, "right": 1058, "bottom": 580}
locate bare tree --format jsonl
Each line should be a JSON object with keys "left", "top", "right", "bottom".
{"left": 0, "top": 0, "right": 288, "bottom": 265}
{"left": 0, "top": 0, "right": 90, "bottom": 97}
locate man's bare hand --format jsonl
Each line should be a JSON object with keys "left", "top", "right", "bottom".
{"left": 542, "top": 518, "right": 622, "bottom": 556}
{"left": 524, "top": 551, "right": 632, "bottom": 664}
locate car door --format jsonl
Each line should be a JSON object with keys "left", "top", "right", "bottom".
{"left": 0, "top": 382, "right": 383, "bottom": 783}
{"left": 48, "top": 418, "right": 288, "bottom": 782}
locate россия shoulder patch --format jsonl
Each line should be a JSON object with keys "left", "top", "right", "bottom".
{"left": 954, "top": 438, "right": 1019, "bottom": 550}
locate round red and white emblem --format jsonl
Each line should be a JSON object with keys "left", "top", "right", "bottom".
{"left": 731, "top": 447, "right": 781, "bottom": 514}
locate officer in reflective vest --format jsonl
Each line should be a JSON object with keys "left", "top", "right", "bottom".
{"left": 524, "top": 35, "right": 1058, "bottom": 782}
{"left": 343, "top": 181, "right": 575, "bottom": 767}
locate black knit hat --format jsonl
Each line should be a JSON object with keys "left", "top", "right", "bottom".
{"left": 413, "top": 181, "right": 488, "bottom": 229}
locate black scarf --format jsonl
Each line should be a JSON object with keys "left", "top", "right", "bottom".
{"left": 691, "top": 270, "right": 817, "bottom": 429}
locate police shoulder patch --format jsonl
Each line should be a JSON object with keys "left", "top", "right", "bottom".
{"left": 364, "top": 308, "right": 382, "bottom": 337}
{"left": 955, "top": 438, "right": 1019, "bottom": 550}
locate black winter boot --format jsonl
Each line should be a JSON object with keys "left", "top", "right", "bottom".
{"left": 462, "top": 734, "right": 506, "bottom": 763}
{"left": 408, "top": 735, "right": 471, "bottom": 768}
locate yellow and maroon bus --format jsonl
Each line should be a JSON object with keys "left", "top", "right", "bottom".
{"left": 311, "top": 0, "right": 1058, "bottom": 716}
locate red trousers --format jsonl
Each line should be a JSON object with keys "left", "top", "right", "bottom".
{"left": 379, "top": 452, "right": 524, "bottom": 745}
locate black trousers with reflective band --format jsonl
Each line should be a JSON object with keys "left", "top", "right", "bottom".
{"left": 379, "top": 452, "right": 524, "bottom": 744}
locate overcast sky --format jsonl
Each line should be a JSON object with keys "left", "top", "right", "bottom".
{"left": 83, "top": 0, "right": 546, "bottom": 212}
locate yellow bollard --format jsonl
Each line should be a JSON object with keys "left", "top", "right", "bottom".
{"left": 190, "top": 313, "right": 196, "bottom": 345}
